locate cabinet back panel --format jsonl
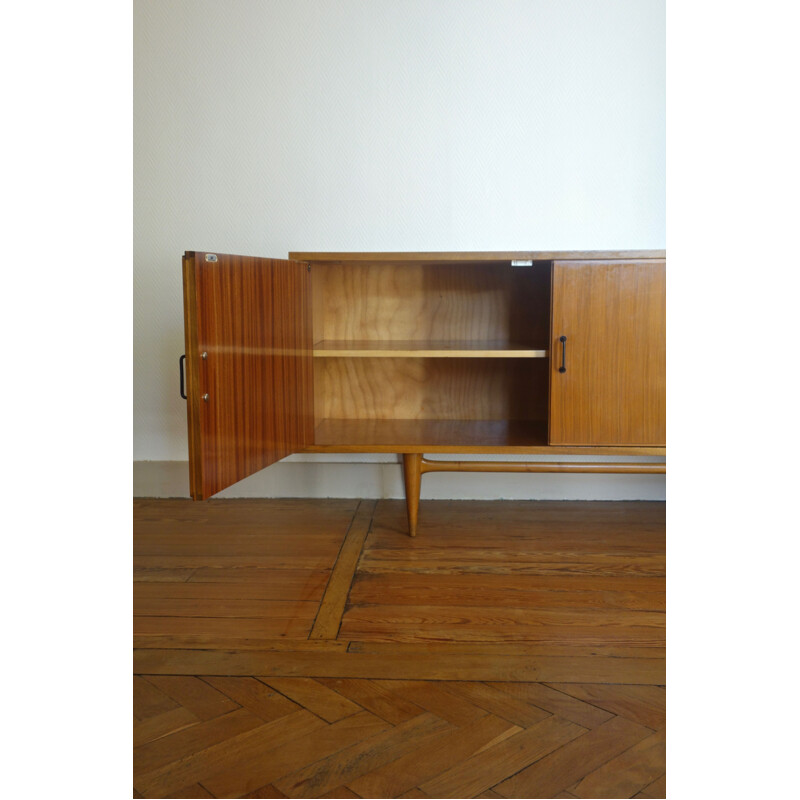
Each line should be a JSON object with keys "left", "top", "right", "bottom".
{"left": 310, "top": 262, "right": 550, "bottom": 346}
{"left": 315, "top": 357, "right": 548, "bottom": 422}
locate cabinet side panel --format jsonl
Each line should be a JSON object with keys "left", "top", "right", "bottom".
{"left": 182, "top": 253, "right": 203, "bottom": 499}
{"left": 549, "top": 260, "right": 665, "bottom": 446}
{"left": 272, "top": 257, "right": 314, "bottom": 455}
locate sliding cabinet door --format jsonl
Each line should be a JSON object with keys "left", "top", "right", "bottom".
{"left": 549, "top": 259, "right": 665, "bottom": 446}
{"left": 182, "top": 251, "right": 313, "bottom": 499}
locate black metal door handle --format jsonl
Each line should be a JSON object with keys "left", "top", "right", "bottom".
{"left": 558, "top": 336, "right": 567, "bottom": 373}
{"left": 179, "top": 354, "right": 187, "bottom": 399}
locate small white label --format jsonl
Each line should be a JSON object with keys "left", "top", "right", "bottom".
{"left": 205, "top": 253, "right": 218, "bottom": 262}
{"left": 511, "top": 260, "right": 533, "bottom": 267}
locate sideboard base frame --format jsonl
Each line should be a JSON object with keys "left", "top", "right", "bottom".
{"left": 402, "top": 453, "right": 666, "bottom": 536}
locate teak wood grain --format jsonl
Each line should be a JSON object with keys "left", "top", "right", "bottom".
{"left": 549, "top": 260, "right": 666, "bottom": 446}
{"left": 182, "top": 252, "right": 313, "bottom": 499}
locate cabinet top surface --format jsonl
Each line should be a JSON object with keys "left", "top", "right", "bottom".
{"left": 288, "top": 250, "right": 666, "bottom": 262}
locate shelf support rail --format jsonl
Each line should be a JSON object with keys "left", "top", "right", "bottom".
{"left": 401, "top": 454, "right": 665, "bottom": 536}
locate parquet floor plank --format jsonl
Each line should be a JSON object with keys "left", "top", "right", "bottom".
{"left": 274, "top": 712, "right": 451, "bottom": 798}
{"left": 260, "top": 677, "right": 363, "bottom": 722}
{"left": 133, "top": 676, "right": 178, "bottom": 720}
{"left": 133, "top": 498, "right": 667, "bottom": 799}
{"left": 347, "top": 713, "right": 520, "bottom": 799}
{"left": 170, "top": 783, "right": 214, "bottom": 798}
{"left": 484, "top": 681, "right": 614, "bottom": 729}
{"left": 134, "top": 709, "right": 323, "bottom": 798}
{"left": 133, "top": 615, "right": 313, "bottom": 639}
{"left": 319, "top": 787, "right": 361, "bottom": 798}
{"left": 134, "top": 597, "right": 320, "bottom": 620}
{"left": 133, "top": 532, "right": 351, "bottom": 557}
{"left": 546, "top": 683, "right": 666, "bottom": 730}
{"left": 132, "top": 497, "right": 358, "bottom": 527}
{"left": 134, "top": 647, "right": 665, "bottom": 684}
{"left": 134, "top": 635, "right": 348, "bottom": 652}
{"left": 242, "top": 785, "right": 287, "bottom": 798}
{"left": 133, "top": 706, "right": 199, "bottom": 748}
{"left": 419, "top": 715, "right": 586, "bottom": 798}
{"left": 134, "top": 553, "right": 341, "bottom": 571}
{"left": 310, "top": 500, "right": 376, "bottom": 639}
{"left": 572, "top": 728, "right": 666, "bottom": 798}
{"left": 201, "top": 676, "right": 302, "bottom": 721}
{"left": 349, "top": 573, "right": 665, "bottom": 611}
{"left": 493, "top": 715, "right": 653, "bottom": 798}
{"left": 135, "top": 574, "right": 330, "bottom": 601}
{"left": 365, "top": 499, "right": 665, "bottom": 539}
{"left": 201, "top": 711, "right": 387, "bottom": 798}
{"left": 371, "top": 679, "right": 489, "bottom": 726}
{"left": 315, "top": 677, "right": 426, "bottom": 724}
{"left": 439, "top": 681, "right": 551, "bottom": 727}
{"left": 349, "top": 639, "right": 665, "bottom": 659}
{"left": 134, "top": 566, "right": 196, "bottom": 582}
{"left": 365, "top": 528, "right": 665, "bottom": 551}
{"left": 134, "top": 708, "right": 265, "bottom": 776}
{"left": 635, "top": 773, "right": 666, "bottom": 798}
{"left": 203, "top": 711, "right": 390, "bottom": 797}
{"left": 142, "top": 675, "right": 240, "bottom": 721}
{"left": 339, "top": 604, "right": 664, "bottom": 644}
{"left": 187, "top": 568, "right": 330, "bottom": 592}
{"left": 357, "top": 548, "right": 665, "bottom": 578}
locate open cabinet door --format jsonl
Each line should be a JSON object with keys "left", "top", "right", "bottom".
{"left": 549, "top": 259, "right": 665, "bottom": 446}
{"left": 182, "top": 251, "right": 313, "bottom": 499}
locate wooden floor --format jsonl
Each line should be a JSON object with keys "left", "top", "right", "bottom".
{"left": 134, "top": 498, "right": 665, "bottom": 798}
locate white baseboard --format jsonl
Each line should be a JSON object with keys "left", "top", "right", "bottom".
{"left": 133, "top": 456, "right": 666, "bottom": 500}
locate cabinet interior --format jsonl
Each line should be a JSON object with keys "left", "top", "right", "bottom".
{"left": 309, "top": 259, "right": 552, "bottom": 447}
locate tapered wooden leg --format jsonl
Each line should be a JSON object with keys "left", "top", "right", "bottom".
{"left": 402, "top": 453, "right": 422, "bottom": 537}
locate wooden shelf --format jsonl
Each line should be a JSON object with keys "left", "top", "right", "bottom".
{"left": 306, "top": 418, "right": 666, "bottom": 455}
{"left": 313, "top": 340, "right": 548, "bottom": 358}
{"left": 312, "top": 419, "right": 549, "bottom": 449}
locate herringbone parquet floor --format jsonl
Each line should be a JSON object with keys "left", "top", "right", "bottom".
{"left": 134, "top": 499, "right": 666, "bottom": 798}
{"left": 133, "top": 674, "right": 665, "bottom": 798}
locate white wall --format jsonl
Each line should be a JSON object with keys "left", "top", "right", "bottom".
{"left": 133, "top": 0, "right": 665, "bottom": 498}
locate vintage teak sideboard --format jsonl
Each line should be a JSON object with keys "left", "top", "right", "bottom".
{"left": 181, "top": 251, "right": 666, "bottom": 535}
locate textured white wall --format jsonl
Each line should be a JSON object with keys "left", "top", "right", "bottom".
{"left": 133, "top": 0, "right": 665, "bottom": 496}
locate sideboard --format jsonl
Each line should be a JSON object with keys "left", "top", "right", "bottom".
{"left": 181, "top": 250, "right": 666, "bottom": 535}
